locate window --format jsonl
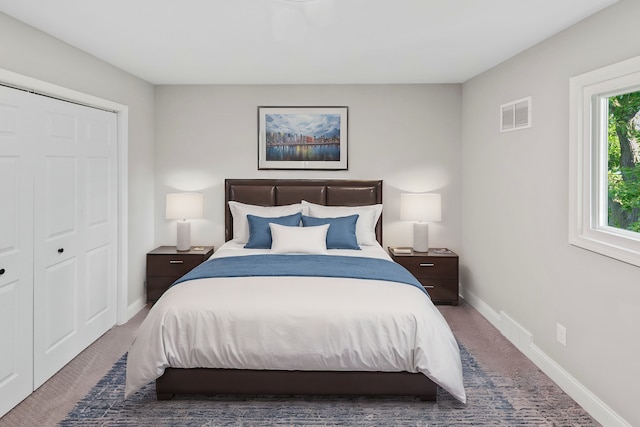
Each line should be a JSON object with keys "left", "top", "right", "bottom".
{"left": 608, "top": 92, "right": 640, "bottom": 233}
{"left": 569, "top": 56, "right": 640, "bottom": 267}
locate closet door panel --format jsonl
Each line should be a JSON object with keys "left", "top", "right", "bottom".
{"left": 85, "top": 155, "right": 110, "bottom": 323}
{"left": 86, "top": 245, "right": 109, "bottom": 321}
{"left": 33, "top": 105, "right": 83, "bottom": 388}
{"left": 0, "top": 278, "right": 20, "bottom": 375}
{"left": 45, "top": 157, "right": 78, "bottom": 238}
{"left": 42, "top": 258, "right": 78, "bottom": 352}
{"left": 41, "top": 156, "right": 79, "bottom": 273}
{"left": 0, "top": 259, "right": 31, "bottom": 416}
{"left": 85, "top": 156, "right": 111, "bottom": 324}
{"left": 86, "top": 157, "right": 109, "bottom": 226}
{"left": 81, "top": 110, "right": 117, "bottom": 341}
{"left": 0, "top": 157, "right": 20, "bottom": 250}
{"left": 0, "top": 87, "right": 35, "bottom": 417}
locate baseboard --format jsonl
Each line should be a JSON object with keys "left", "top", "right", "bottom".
{"left": 459, "top": 288, "right": 631, "bottom": 427}
{"left": 124, "top": 296, "right": 147, "bottom": 324}
{"left": 458, "top": 288, "right": 501, "bottom": 327}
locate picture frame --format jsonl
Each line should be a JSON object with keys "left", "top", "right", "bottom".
{"left": 258, "top": 106, "right": 348, "bottom": 170}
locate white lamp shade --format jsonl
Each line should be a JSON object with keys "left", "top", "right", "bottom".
{"left": 166, "top": 193, "right": 204, "bottom": 220}
{"left": 400, "top": 193, "right": 441, "bottom": 222}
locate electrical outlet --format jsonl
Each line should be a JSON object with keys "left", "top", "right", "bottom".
{"left": 556, "top": 323, "right": 567, "bottom": 347}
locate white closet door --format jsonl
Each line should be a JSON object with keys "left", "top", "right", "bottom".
{"left": 32, "top": 97, "right": 117, "bottom": 387}
{"left": 0, "top": 87, "right": 35, "bottom": 416}
{"left": 80, "top": 107, "right": 118, "bottom": 345}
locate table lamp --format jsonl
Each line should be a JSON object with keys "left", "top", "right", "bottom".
{"left": 400, "top": 193, "right": 441, "bottom": 252}
{"left": 166, "top": 192, "right": 204, "bottom": 251}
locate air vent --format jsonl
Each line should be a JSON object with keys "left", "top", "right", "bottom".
{"left": 500, "top": 97, "right": 532, "bottom": 132}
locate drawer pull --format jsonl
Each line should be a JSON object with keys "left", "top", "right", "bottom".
{"left": 423, "top": 285, "right": 434, "bottom": 289}
{"left": 169, "top": 260, "right": 184, "bottom": 264}
{"left": 419, "top": 263, "right": 435, "bottom": 267}
{"left": 58, "top": 248, "right": 64, "bottom": 254}
{"left": 0, "top": 268, "right": 5, "bottom": 275}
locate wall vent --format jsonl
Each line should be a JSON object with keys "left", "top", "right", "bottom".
{"left": 500, "top": 96, "right": 532, "bottom": 132}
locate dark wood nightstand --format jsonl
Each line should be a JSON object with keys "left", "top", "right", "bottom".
{"left": 388, "top": 247, "right": 459, "bottom": 305}
{"left": 146, "top": 246, "right": 214, "bottom": 302}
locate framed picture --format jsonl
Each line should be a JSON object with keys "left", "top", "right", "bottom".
{"left": 258, "top": 106, "right": 348, "bottom": 170}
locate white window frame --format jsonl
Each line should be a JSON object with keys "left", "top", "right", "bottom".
{"left": 569, "top": 55, "right": 640, "bottom": 267}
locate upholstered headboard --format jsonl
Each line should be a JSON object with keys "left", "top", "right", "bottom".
{"left": 225, "top": 179, "right": 383, "bottom": 243}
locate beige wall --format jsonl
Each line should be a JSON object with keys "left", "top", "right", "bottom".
{"left": 461, "top": 0, "right": 640, "bottom": 424}
{"left": 153, "top": 84, "right": 463, "bottom": 251}
{"left": 0, "top": 12, "right": 156, "bottom": 313}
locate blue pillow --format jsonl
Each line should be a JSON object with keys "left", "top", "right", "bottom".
{"left": 301, "top": 214, "right": 360, "bottom": 250}
{"left": 244, "top": 212, "right": 302, "bottom": 249}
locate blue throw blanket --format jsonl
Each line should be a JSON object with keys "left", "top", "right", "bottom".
{"left": 172, "top": 254, "right": 429, "bottom": 297}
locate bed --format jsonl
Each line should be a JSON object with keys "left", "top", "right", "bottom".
{"left": 125, "top": 179, "right": 466, "bottom": 403}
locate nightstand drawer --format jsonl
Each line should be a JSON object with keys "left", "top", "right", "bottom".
{"left": 388, "top": 247, "right": 459, "bottom": 305}
{"left": 419, "top": 278, "right": 459, "bottom": 303}
{"left": 146, "top": 246, "right": 214, "bottom": 303}
{"left": 399, "top": 257, "right": 457, "bottom": 279}
{"left": 147, "top": 276, "right": 178, "bottom": 302}
{"left": 147, "top": 254, "right": 204, "bottom": 276}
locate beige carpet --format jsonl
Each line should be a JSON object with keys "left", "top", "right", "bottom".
{"left": 0, "top": 307, "right": 148, "bottom": 427}
{"left": 0, "top": 301, "right": 598, "bottom": 426}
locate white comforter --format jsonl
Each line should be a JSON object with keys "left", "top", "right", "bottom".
{"left": 125, "top": 243, "right": 466, "bottom": 403}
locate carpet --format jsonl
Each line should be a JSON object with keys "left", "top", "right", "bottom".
{"left": 60, "top": 344, "right": 597, "bottom": 426}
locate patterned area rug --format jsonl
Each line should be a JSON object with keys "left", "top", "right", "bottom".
{"left": 60, "top": 344, "right": 597, "bottom": 426}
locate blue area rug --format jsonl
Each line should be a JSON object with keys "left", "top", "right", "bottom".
{"left": 60, "top": 344, "right": 597, "bottom": 426}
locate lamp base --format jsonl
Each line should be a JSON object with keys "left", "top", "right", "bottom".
{"left": 176, "top": 221, "right": 191, "bottom": 251}
{"left": 412, "top": 222, "right": 429, "bottom": 253}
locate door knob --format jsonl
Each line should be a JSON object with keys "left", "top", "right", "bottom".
{"left": 0, "top": 268, "right": 5, "bottom": 275}
{"left": 58, "top": 248, "right": 64, "bottom": 254}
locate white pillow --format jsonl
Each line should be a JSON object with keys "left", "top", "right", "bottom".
{"left": 228, "top": 201, "right": 303, "bottom": 243}
{"left": 301, "top": 201, "right": 382, "bottom": 246}
{"left": 270, "top": 223, "right": 329, "bottom": 254}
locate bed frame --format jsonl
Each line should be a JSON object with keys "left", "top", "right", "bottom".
{"left": 155, "top": 179, "right": 438, "bottom": 401}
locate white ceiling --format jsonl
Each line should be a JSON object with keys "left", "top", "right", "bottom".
{"left": 0, "top": 0, "right": 619, "bottom": 85}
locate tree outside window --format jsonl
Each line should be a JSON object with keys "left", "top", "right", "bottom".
{"left": 607, "top": 92, "right": 640, "bottom": 233}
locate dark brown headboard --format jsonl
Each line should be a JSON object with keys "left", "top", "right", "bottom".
{"left": 225, "top": 179, "right": 383, "bottom": 243}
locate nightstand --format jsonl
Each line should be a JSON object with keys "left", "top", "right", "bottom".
{"left": 388, "top": 247, "right": 459, "bottom": 305}
{"left": 146, "top": 246, "right": 214, "bottom": 302}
